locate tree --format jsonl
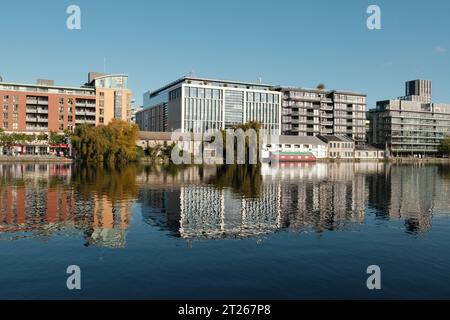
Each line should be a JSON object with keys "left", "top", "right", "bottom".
{"left": 438, "top": 136, "right": 450, "bottom": 155}
{"left": 49, "top": 131, "right": 65, "bottom": 145}
{"left": 37, "top": 133, "right": 48, "bottom": 141}
{"left": 222, "top": 122, "right": 263, "bottom": 165}
{"left": 317, "top": 83, "right": 326, "bottom": 90}
{"left": 71, "top": 120, "right": 140, "bottom": 164}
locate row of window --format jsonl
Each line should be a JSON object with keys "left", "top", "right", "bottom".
{"left": 185, "top": 87, "right": 222, "bottom": 100}
{"left": 330, "top": 142, "right": 354, "bottom": 149}
{"left": 265, "top": 144, "right": 315, "bottom": 150}
{"left": 329, "top": 152, "right": 354, "bottom": 157}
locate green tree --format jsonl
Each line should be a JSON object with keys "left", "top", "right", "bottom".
{"left": 37, "top": 133, "right": 49, "bottom": 141}
{"left": 71, "top": 120, "right": 140, "bottom": 164}
{"left": 317, "top": 83, "right": 326, "bottom": 90}
{"left": 49, "top": 131, "right": 65, "bottom": 145}
{"left": 221, "top": 121, "right": 263, "bottom": 165}
{"left": 438, "top": 136, "right": 450, "bottom": 155}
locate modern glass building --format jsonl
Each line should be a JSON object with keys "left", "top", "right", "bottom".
{"left": 137, "top": 77, "right": 282, "bottom": 134}
{"left": 368, "top": 80, "right": 450, "bottom": 156}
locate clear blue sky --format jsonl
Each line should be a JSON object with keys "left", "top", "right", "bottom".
{"left": 0, "top": 0, "right": 449, "bottom": 108}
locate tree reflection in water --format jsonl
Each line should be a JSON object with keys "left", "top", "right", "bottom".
{"left": 1, "top": 163, "right": 450, "bottom": 246}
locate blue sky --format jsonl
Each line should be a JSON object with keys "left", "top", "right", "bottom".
{"left": 0, "top": 0, "right": 449, "bottom": 107}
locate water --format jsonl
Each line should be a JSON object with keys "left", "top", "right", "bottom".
{"left": 1, "top": 162, "right": 450, "bottom": 299}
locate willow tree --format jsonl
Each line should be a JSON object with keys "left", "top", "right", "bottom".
{"left": 71, "top": 120, "right": 139, "bottom": 164}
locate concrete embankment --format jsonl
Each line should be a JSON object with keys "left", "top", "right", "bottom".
{"left": 0, "top": 156, "right": 73, "bottom": 163}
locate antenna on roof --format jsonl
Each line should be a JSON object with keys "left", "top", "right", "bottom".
{"left": 258, "top": 77, "right": 262, "bottom": 84}
{"left": 188, "top": 70, "right": 194, "bottom": 76}
{"left": 0, "top": 75, "right": 3, "bottom": 82}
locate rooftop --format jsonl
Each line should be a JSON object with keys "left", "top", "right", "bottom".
{"left": 149, "top": 76, "right": 276, "bottom": 97}
{"left": 317, "top": 135, "right": 355, "bottom": 143}
{"left": 276, "top": 135, "right": 327, "bottom": 145}
{"left": 272, "top": 86, "right": 366, "bottom": 97}
{"left": 0, "top": 80, "right": 95, "bottom": 92}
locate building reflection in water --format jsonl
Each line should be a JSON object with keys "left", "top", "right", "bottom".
{"left": 139, "top": 162, "right": 450, "bottom": 240}
{"left": 0, "top": 164, "right": 133, "bottom": 247}
{"left": 1, "top": 162, "right": 450, "bottom": 246}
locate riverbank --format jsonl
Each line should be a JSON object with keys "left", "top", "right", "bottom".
{"left": 389, "top": 157, "right": 450, "bottom": 164}
{"left": 0, "top": 156, "right": 73, "bottom": 163}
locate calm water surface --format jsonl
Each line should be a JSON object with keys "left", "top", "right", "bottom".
{"left": 1, "top": 162, "right": 450, "bottom": 299}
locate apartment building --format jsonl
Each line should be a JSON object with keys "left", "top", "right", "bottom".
{"left": 137, "top": 76, "right": 282, "bottom": 135}
{"left": 273, "top": 87, "right": 367, "bottom": 145}
{"left": 368, "top": 80, "right": 450, "bottom": 156}
{"left": 0, "top": 73, "right": 132, "bottom": 134}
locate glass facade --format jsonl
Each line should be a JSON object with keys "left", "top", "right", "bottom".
{"left": 94, "top": 76, "right": 128, "bottom": 90}
{"left": 139, "top": 78, "right": 281, "bottom": 134}
{"left": 184, "top": 86, "right": 223, "bottom": 133}
{"left": 368, "top": 100, "right": 450, "bottom": 155}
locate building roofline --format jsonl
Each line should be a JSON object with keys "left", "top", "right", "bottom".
{"left": 89, "top": 74, "right": 128, "bottom": 81}
{"left": 0, "top": 81, "right": 95, "bottom": 92}
{"left": 148, "top": 76, "right": 276, "bottom": 97}
{"left": 272, "top": 86, "right": 366, "bottom": 97}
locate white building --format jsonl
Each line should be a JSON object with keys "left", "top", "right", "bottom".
{"left": 262, "top": 136, "right": 328, "bottom": 160}
{"left": 137, "top": 76, "right": 282, "bottom": 135}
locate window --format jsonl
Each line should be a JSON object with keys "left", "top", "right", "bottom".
{"left": 294, "top": 144, "right": 300, "bottom": 148}
{"left": 59, "top": 106, "right": 64, "bottom": 113}
{"left": 99, "top": 109, "right": 104, "bottom": 115}
{"left": 99, "top": 117, "right": 104, "bottom": 124}
{"left": 285, "top": 144, "right": 291, "bottom": 148}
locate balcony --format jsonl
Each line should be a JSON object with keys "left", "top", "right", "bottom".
{"left": 26, "top": 126, "right": 48, "bottom": 132}
{"left": 26, "top": 98, "right": 37, "bottom": 104}
{"left": 321, "top": 112, "right": 334, "bottom": 118}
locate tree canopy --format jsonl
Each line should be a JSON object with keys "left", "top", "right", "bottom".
{"left": 438, "top": 136, "right": 450, "bottom": 155}
{"left": 71, "top": 120, "right": 140, "bottom": 164}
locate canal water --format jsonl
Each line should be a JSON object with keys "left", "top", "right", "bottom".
{"left": 0, "top": 162, "right": 450, "bottom": 299}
